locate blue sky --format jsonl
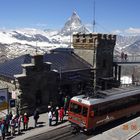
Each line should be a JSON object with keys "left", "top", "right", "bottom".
{"left": 0, "top": 0, "right": 140, "bottom": 34}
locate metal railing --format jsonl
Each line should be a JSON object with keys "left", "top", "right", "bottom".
{"left": 114, "top": 55, "right": 140, "bottom": 63}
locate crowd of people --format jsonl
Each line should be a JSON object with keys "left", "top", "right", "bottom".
{"left": 48, "top": 96, "right": 69, "bottom": 126}
{"left": 0, "top": 96, "right": 70, "bottom": 140}
{"left": 0, "top": 111, "right": 29, "bottom": 140}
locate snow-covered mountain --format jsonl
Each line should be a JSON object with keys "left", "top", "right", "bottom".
{"left": 115, "top": 35, "right": 140, "bottom": 54}
{"left": 0, "top": 11, "right": 90, "bottom": 60}
{"left": 60, "top": 11, "right": 89, "bottom": 36}
{"left": 0, "top": 11, "right": 140, "bottom": 62}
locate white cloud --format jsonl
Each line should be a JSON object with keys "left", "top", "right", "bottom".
{"left": 124, "top": 27, "right": 140, "bottom": 34}
{"left": 111, "top": 27, "right": 140, "bottom": 36}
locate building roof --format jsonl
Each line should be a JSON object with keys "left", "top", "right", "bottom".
{"left": 0, "top": 54, "right": 31, "bottom": 79}
{"left": 44, "top": 51, "right": 92, "bottom": 73}
{"left": 0, "top": 50, "right": 92, "bottom": 80}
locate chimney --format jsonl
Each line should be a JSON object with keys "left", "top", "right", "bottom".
{"left": 32, "top": 55, "right": 43, "bottom": 67}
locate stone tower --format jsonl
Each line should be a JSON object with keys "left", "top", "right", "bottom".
{"left": 73, "top": 33, "right": 117, "bottom": 89}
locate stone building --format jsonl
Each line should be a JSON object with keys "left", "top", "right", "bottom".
{"left": 73, "top": 33, "right": 120, "bottom": 90}
{"left": 0, "top": 33, "right": 121, "bottom": 115}
{"left": 0, "top": 49, "right": 92, "bottom": 115}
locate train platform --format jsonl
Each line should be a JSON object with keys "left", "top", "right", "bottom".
{"left": 5, "top": 112, "right": 69, "bottom": 140}
{"left": 88, "top": 116, "right": 140, "bottom": 140}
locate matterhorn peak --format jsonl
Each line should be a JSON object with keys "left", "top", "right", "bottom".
{"left": 72, "top": 11, "right": 78, "bottom": 16}
{"left": 71, "top": 11, "right": 80, "bottom": 21}
{"left": 60, "top": 11, "right": 89, "bottom": 36}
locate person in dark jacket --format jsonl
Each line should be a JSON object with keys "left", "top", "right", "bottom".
{"left": 5, "top": 114, "right": 10, "bottom": 135}
{"left": 54, "top": 107, "right": 59, "bottom": 125}
{"left": 33, "top": 109, "right": 40, "bottom": 127}
{"left": 9, "top": 111, "right": 13, "bottom": 121}
{"left": 0, "top": 119, "right": 5, "bottom": 140}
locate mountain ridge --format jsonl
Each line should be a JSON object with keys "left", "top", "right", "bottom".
{"left": 0, "top": 11, "right": 139, "bottom": 61}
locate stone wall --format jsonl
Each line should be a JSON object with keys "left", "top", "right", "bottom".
{"left": 14, "top": 55, "right": 59, "bottom": 115}
{"left": 73, "top": 33, "right": 116, "bottom": 89}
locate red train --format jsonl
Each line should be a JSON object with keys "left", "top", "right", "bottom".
{"left": 68, "top": 86, "right": 140, "bottom": 133}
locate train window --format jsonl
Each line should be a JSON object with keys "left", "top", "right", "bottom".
{"left": 92, "top": 93, "right": 140, "bottom": 117}
{"left": 70, "top": 103, "right": 82, "bottom": 114}
{"left": 82, "top": 107, "right": 88, "bottom": 117}
{"left": 93, "top": 105, "right": 98, "bottom": 116}
{"left": 102, "top": 94, "right": 140, "bottom": 114}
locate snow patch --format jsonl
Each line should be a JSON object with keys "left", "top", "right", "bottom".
{"left": 121, "top": 76, "right": 132, "bottom": 84}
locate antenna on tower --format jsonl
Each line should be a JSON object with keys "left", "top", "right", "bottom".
{"left": 93, "top": 0, "right": 96, "bottom": 33}
{"left": 35, "top": 41, "right": 38, "bottom": 55}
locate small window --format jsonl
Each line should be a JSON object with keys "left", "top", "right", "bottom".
{"left": 82, "top": 38, "right": 86, "bottom": 43}
{"left": 76, "top": 39, "right": 80, "bottom": 43}
{"left": 93, "top": 105, "right": 98, "bottom": 116}
{"left": 70, "top": 103, "right": 82, "bottom": 114}
{"left": 89, "top": 39, "right": 93, "bottom": 43}
{"left": 76, "top": 34, "right": 79, "bottom": 38}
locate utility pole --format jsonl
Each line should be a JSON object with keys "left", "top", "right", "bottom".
{"left": 93, "top": 38, "right": 97, "bottom": 96}
{"left": 93, "top": 0, "right": 97, "bottom": 97}
{"left": 35, "top": 41, "right": 38, "bottom": 55}
{"left": 93, "top": 0, "right": 96, "bottom": 33}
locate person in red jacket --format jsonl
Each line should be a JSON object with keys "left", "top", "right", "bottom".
{"left": 59, "top": 107, "right": 64, "bottom": 122}
{"left": 23, "top": 113, "right": 29, "bottom": 131}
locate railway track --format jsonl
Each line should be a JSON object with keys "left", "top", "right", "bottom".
{"left": 25, "top": 113, "right": 140, "bottom": 140}
{"left": 25, "top": 124, "right": 74, "bottom": 140}
{"left": 47, "top": 131, "right": 74, "bottom": 140}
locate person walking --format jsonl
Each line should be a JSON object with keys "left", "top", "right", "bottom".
{"left": 48, "top": 109, "right": 53, "bottom": 126}
{"left": 124, "top": 53, "right": 128, "bottom": 61}
{"left": 9, "top": 111, "right": 13, "bottom": 121}
{"left": 23, "top": 113, "right": 29, "bottom": 131}
{"left": 33, "top": 108, "right": 40, "bottom": 128}
{"left": 17, "top": 115, "right": 22, "bottom": 134}
{"left": 10, "top": 115, "right": 16, "bottom": 136}
{"left": 121, "top": 52, "right": 124, "bottom": 61}
{"left": 64, "top": 96, "right": 68, "bottom": 115}
{"left": 59, "top": 107, "right": 64, "bottom": 122}
{"left": 0, "top": 119, "right": 5, "bottom": 140}
{"left": 54, "top": 107, "right": 59, "bottom": 125}
{"left": 4, "top": 114, "right": 10, "bottom": 135}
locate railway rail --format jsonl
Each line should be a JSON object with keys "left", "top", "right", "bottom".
{"left": 25, "top": 115, "right": 140, "bottom": 140}
{"left": 25, "top": 124, "right": 73, "bottom": 140}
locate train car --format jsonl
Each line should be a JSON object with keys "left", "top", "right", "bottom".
{"left": 68, "top": 86, "right": 140, "bottom": 133}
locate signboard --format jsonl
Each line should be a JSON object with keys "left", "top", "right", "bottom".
{"left": 0, "top": 88, "right": 8, "bottom": 111}
{"left": 9, "top": 99, "right": 16, "bottom": 108}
